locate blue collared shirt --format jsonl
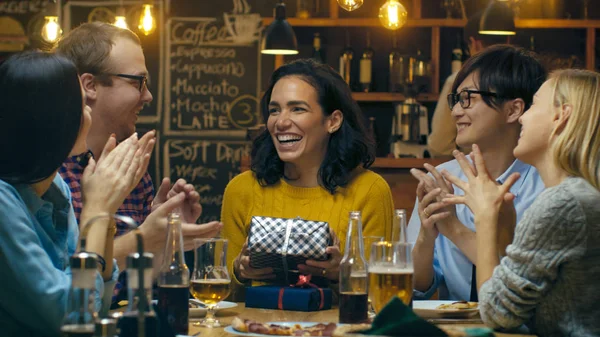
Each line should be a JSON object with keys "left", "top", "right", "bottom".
{"left": 407, "top": 158, "right": 545, "bottom": 301}
{"left": 0, "top": 174, "right": 115, "bottom": 337}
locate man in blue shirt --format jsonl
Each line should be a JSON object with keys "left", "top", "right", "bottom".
{"left": 407, "top": 45, "right": 547, "bottom": 301}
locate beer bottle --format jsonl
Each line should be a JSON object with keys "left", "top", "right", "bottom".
{"left": 157, "top": 212, "right": 190, "bottom": 337}
{"left": 339, "top": 211, "right": 369, "bottom": 323}
{"left": 392, "top": 209, "right": 407, "bottom": 243}
{"left": 61, "top": 252, "right": 98, "bottom": 337}
{"left": 118, "top": 252, "right": 159, "bottom": 337}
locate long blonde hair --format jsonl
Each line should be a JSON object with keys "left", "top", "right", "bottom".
{"left": 550, "top": 69, "right": 600, "bottom": 190}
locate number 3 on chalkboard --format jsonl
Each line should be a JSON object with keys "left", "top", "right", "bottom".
{"left": 228, "top": 94, "right": 261, "bottom": 129}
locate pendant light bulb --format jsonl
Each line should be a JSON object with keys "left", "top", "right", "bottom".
{"left": 42, "top": 16, "right": 62, "bottom": 43}
{"left": 379, "top": 0, "right": 408, "bottom": 30}
{"left": 114, "top": 16, "right": 128, "bottom": 29}
{"left": 337, "top": 0, "right": 364, "bottom": 12}
{"left": 114, "top": 6, "right": 128, "bottom": 29}
{"left": 138, "top": 4, "right": 156, "bottom": 36}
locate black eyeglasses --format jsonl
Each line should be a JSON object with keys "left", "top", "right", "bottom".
{"left": 104, "top": 73, "right": 148, "bottom": 92}
{"left": 447, "top": 89, "right": 497, "bottom": 109}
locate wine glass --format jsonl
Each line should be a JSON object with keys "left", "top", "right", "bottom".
{"left": 190, "top": 238, "right": 231, "bottom": 328}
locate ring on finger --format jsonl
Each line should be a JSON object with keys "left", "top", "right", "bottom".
{"left": 423, "top": 209, "right": 430, "bottom": 218}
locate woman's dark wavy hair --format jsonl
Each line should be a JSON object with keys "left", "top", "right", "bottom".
{"left": 452, "top": 44, "right": 546, "bottom": 111}
{"left": 251, "top": 58, "right": 375, "bottom": 194}
{"left": 0, "top": 51, "right": 82, "bottom": 184}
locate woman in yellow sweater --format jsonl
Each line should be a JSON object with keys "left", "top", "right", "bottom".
{"left": 221, "top": 59, "right": 394, "bottom": 298}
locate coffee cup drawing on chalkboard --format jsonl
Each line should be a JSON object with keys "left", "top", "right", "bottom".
{"left": 224, "top": 0, "right": 262, "bottom": 44}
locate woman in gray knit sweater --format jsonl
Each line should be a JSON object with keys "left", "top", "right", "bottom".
{"left": 442, "top": 69, "right": 600, "bottom": 337}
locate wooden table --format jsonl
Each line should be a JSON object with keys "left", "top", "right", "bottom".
{"left": 187, "top": 303, "right": 534, "bottom": 337}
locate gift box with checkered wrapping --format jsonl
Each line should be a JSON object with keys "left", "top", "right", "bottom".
{"left": 248, "top": 216, "right": 332, "bottom": 280}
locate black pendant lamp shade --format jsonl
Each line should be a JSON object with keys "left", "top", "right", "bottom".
{"left": 261, "top": 1, "right": 299, "bottom": 55}
{"left": 479, "top": 0, "right": 516, "bottom": 36}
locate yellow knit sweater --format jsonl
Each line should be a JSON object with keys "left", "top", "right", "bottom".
{"left": 221, "top": 169, "right": 394, "bottom": 299}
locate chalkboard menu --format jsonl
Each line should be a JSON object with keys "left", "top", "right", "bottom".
{"left": 162, "top": 139, "right": 251, "bottom": 223}
{"left": 165, "top": 16, "right": 263, "bottom": 137}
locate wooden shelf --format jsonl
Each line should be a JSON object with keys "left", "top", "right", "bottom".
{"left": 352, "top": 92, "right": 439, "bottom": 102}
{"left": 262, "top": 18, "right": 600, "bottom": 29}
{"left": 372, "top": 157, "right": 451, "bottom": 169}
{"left": 514, "top": 19, "right": 600, "bottom": 29}
{"left": 262, "top": 18, "right": 465, "bottom": 28}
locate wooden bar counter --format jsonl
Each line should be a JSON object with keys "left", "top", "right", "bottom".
{"left": 187, "top": 303, "right": 534, "bottom": 337}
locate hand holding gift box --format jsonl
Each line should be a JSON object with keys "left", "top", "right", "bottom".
{"left": 247, "top": 216, "right": 335, "bottom": 283}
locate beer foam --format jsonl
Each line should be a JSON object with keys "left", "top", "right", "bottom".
{"left": 369, "top": 266, "right": 414, "bottom": 274}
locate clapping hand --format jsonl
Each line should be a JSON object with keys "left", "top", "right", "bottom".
{"left": 410, "top": 163, "right": 459, "bottom": 239}
{"left": 441, "top": 145, "right": 519, "bottom": 230}
{"left": 152, "top": 178, "right": 202, "bottom": 224}
{"left": 81, "top": 133, "right": 144, "bottom": 214}
{"left": 140, "top": 192, "right": 222, "bottom": 254}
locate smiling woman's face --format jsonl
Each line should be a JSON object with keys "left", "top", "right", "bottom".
{"left": 513, "top": 80, "right": 557, "bottom": 166}
{"left": 266, "top": 75, "right": 333, "bottom": 168}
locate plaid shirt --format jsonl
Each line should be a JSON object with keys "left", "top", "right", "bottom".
{"left": 59, "top": 150, "right": 154, "bottom": 235}
{"left": 60, "top": 150, "right": 155, "bottom": 306}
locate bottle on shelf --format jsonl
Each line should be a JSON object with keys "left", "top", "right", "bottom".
{"left": 157, "top": 211, "right": 190, "bottom": 337}
{"left": 339, "top": 211, "right": 369, "bottom": 324}
{"left": 368, "top": 116, "right": 380, "bottom": 156}
{"left": 359, "top": 31, "right": 374, "bottom": 92}
{"left": 388, "top": 31, "right": 405, "bottom": 93}
{"left": 311, "top": 32, "right": 324, "bottom": 64}
{"left": 451, "top": 33, "right": 463, "bottom": 74}
{"left": 529, "top": 35, "right": 535, "bottom": 52}
{"left": 339, "top": 31, "right": 354, "bottom": 88}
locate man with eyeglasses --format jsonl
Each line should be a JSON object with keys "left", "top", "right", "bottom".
{"left": 54, "top": 23, "right": 223, "bottom": 302}
{"left": 427, "top": 10, "right": 509, "bottom": 158}
{"left": 406, "top": 45, "right": 547, "bottom": 302}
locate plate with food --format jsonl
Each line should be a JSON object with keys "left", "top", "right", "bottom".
{"left": 413, "top": 301, "right": 479, "bottom": 319}
{"left": 225, "top": 318, "right": 338, "bottom": 337}
{"left": 150, "top": 299, "right": 237, "bottom": 317}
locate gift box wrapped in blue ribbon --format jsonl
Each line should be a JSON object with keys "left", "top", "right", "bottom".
{"left": 245, "top": 284, "right": 333, "bottom": 311}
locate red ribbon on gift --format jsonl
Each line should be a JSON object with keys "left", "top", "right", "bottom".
{"left": 278, "top": 274, "right": 325, "bottom": 310}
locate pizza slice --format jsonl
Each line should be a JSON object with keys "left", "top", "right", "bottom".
{"left": 231, "top": 317, "right": 337, "bottom": 336}
{"left": 436, "top": 301, "right": 478, "bottom": 310}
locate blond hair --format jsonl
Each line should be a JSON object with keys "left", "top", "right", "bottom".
{"left": 549, "top": 69, "right": 600, "bottom": 190}
{"left": 54, "top": 22, "right": 141, "bottom": 85}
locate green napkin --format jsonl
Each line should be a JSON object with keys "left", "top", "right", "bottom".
{"left": 361, "top": 298, "right": 448, "bottom": 337}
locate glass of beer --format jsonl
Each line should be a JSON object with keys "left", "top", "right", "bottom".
{"left": 190, "top": 238, "right": 231, "bottom": 328}
{"left": 363, "top": 236, "right": 383, "bottom": 319}
{"left": 363, "top": 236, "right": 383, "bottom": 262}
{"left": 368, "top": 241, "right": 413, "bottom": 313}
